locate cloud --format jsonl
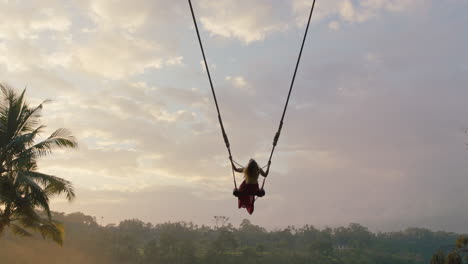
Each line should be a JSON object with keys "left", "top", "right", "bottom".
{"left": 197, "top": 0, "right": 290, "bottom": 44}
{"left": 328, "top": 20, "right": 341, "bottom": 30}
{"left": 72, "top": 33, "right": 163, "bottom": 80}
{"left": 79, "top": 0, "right": 184, "bottom": 32}
{"left": 166, "top": 56, "right": 184, "bottom": 66}
{"left": 68, "top": 0, "right": 187, "bottom": 80}
{"left": 86, "top": 0, "right": 149, "bottom": 32}
{"left": 0, "top": 0, "right": 71, "bottom": 40}
{"left": 32, "top": 80, "right": 225, "bottom": 194}
{"left": 293, "top": 0, "right": 425, "bottom": 26}
{"left": 225, "top": 76, "right": 247, "bottom": 89}
{"left": 0, "top": 1, "right": 187, "bottom": 83}
{"left": 361, "top": 0, "right": 424, "bottom": 12}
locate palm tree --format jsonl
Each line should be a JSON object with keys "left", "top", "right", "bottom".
{"left": 0, "top": 84, "right": 77, "bottom": 245}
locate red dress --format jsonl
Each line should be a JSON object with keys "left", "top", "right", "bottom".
{"left": 237, "top": 180, "right": 260, "bottom": 214}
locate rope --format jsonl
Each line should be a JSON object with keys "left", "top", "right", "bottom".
{"left": 261, "top": 0, "right": 317, "bottom": 190}
{"left": 188, "top": 0, "right": 317, "bottom": 192}
{"left": 232, "top": 159, "right": 244, "bottom": 169}
{"left": 188, "top": 0, "right": 237, "bottom": 189}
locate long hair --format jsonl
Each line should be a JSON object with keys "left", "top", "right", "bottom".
{"left": 245, "top": 159, "right": 260, "bottom": 177}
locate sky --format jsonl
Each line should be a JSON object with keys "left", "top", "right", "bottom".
{"left": 1, "top": 0, "right": 467, "bottom": 232}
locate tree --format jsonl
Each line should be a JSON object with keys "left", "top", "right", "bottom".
{"left": 430, "top": 250, "right": 445, "bottom": 264}
{"left": 445, "top": 251, "right": 462, "bottom": 264}
{"left": 0, "top": 85, "right": 77, "bottom": 244}
{"left": 212, "top": 227, "right": 237, "bottom": 254}
{"left": 455, "top": 236, "right": 467, "bottom": 251}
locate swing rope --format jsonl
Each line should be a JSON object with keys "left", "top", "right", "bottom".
{"left": 262, "top": 0, "right": 317, "bottom": 189}
{"left": 188, "top": 0, "right": 237, "bottom": 188}
{"left": 188, "top": 0, "right": 317, "bottom": 191}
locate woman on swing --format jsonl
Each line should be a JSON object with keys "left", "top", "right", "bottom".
{"left": 231, "top": 158, "right": 270, "bottom": 214}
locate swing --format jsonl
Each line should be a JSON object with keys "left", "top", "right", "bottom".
{"left": 188, "top": 0, "right": 317, "bottom": 201}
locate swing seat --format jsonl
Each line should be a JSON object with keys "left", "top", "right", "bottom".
{"left": 256, "top": 189, "right": 266, "bottom": 197}
{"left": 235, "top": 180, "right": 265, "bottom": 214}
{"left": 233, "top": 183, "right": 265, "bottom": 197}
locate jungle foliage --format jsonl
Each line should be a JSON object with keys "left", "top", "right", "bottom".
{"left": 0, "top": 212, "right": 465, "bottom": 264}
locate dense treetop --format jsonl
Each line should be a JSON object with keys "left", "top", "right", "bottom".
{"left": 1, "top": 211, "right": 465, "bottom": 264}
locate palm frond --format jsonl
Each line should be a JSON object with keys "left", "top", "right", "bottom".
{"left": 38, "top": 220, "right": 64, "bottom": 246}
{"left": 5, "top": 89, "right": 25, "bottom": 141}
{"left": 15, "top": 172, "right": 51, "bottom": 218}
{"left": 0, "top": 176, "right": 16, "bottom": 203}
{"left": 16, "top": 100, "right": 50, "bottom": 135}
{"left": 24, "top": 128, "right": 78, "bottom": 158}
{"left": 13, "top": 203, "right": 41, "bottom": 228}
{"left": 5, "top": 126, "right": 44, "bottom": 153}
{"left": 13, "top": 128, "right": 78, "bottom": 165}
{"left": 0, "top": 84, "right": 17, "bottom": 106}
{"left": 10, "top": 215, "right": 65, "bottom": 245}
{"left": 20, "top": 171, "right": 75, "bottom": 201}
{"left": 10, "top": 223, "right": 32, "bottom": 237}
{"left": 47, "top": 128, "right": 78, "bottom": 148}
{"left": 0, "top": 86, "right": 46, "bottom": 146}
{"left": 11, "top": 152, "right": 36, "bottom": 172}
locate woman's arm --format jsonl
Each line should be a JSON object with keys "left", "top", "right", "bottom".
{"left": 231, "top": 161, "right": 244, "bottom": 173}
{"left": 259, "top": 161, "right": 271, "bottom": 177}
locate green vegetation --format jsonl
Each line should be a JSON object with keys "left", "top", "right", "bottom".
{"left": 430, "top": 236, "right": 468, "bottom": 264}
{"left": 0, "top": 212, "right": 463, "bottom": 264}
{"left": 0, "top": 85, "right": 77, "bottom": 245}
